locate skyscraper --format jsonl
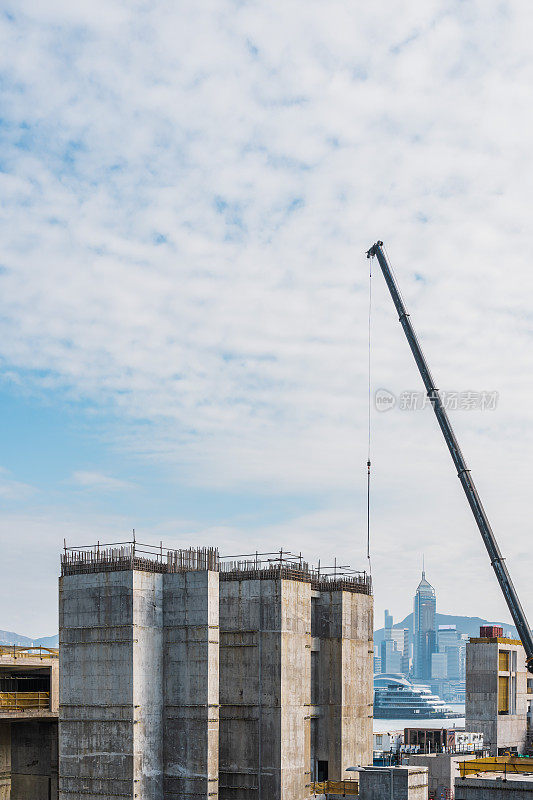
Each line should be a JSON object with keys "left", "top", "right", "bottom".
{"left": 381, "top": 609, "right": 409, "bottom": 675}
{"left": 413, "top": 568, "right": 436, "bottom": 680}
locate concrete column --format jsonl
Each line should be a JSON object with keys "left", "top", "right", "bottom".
{"left": 132, "top": 571, "right": 163, "bottom": 799}
{"left": 163, "top": 570, "right": 219, "bottom": 799}
{"left": 280, "top": 579, "right": 310, "bottom": 799}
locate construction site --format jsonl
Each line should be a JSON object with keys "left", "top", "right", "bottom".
{"left": 1, "top": 243, "right": 532, "bottom": 800}
{"left": 59, "top": 542, "right": 373, "bottom": 799}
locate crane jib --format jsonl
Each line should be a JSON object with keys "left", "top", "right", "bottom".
{"left": 367, "top": 240, "right": 533, "bottom": 673}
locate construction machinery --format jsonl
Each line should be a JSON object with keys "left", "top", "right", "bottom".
{"left": 367, "top": 241, "right": 533, "bottom": 674}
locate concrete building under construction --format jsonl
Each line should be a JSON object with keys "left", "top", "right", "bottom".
{"left": 59, "top": 542, "right": 373, "bottom": 800}
{"left": 465, "top": 629, "right": 530, "bottom": 756}
{"left": 0, "top": 645, "right": 59, "bottom": 799}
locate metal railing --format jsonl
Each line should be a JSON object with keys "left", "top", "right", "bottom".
{"left": 60, "top": 541, "right": 372, "bottom": 594}
{"left": 459, "top": 756, "right": 533, "bottom": 778}
{"left": 309, "top": 779, "right": 359, "bottom": 796}
{"left": 0, "top": 645, "right": 58, "bottom": 659}
{"left": 0, "top": 691, "right": 50, "bottom": 711}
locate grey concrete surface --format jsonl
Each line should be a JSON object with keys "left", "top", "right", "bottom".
{"left": 358, "top": 765, "right": 429, "bottom": 799}
{"left": 163, "top": 570, "right": 219, "bottom": 799}
{"left": 0, "top": 723, "right": 10, "bottom": 800}
{"left": 465, "top": 639, "right": 528, "bottom": 755}
{"left": 404, "top": 753, "right": 477, "bottom": 799}
{"left": 455, "top": 775, "right": 533, "bottom": 799}
{"left": 11, "top": 720, "right": 58, "bottom": 800}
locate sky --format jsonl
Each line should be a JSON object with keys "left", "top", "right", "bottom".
{"left": 1, "top": 0, "right": 533, "bottom": 636}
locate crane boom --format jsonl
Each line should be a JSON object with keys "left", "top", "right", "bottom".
{"left": 367, "top": 240, "right": 533, "bottom": 673}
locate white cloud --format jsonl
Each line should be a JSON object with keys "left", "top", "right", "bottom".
{"left": 0, "top": 0, "right": 532, "bottom": 628}
{"left": 0, "top": 468, "right": 33, "bottom": 500}
{"left": 70, "top": 471, "right": 135, "bottom": 492}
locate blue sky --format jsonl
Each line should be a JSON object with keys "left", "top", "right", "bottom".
{"left": 1, "top": 0, "right": 533, "bottom": 635}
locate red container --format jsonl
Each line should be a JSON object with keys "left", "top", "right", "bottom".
{"left": 480, "top": 625, "right": 503, "bottom": 638}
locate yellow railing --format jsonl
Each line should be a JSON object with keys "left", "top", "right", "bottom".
{"left": 459, "top": 756, "right": 533, "bottom": 777}
{"left": 0, "top": 692, "right": 50, "bottom": 711}
{"left": 310, "top": 779, "right": 359, "bottom": 796}
{"left": 0, "top": 645, "right": 58, "bottom": 659}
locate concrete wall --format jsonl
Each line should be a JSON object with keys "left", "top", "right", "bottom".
{"left": 359, "top": 766, "right": 428, "bottom": 800}
{"left": 0, "top": 723, "right": 10, "bottom": 800}
{"left": 60, "top": 571, "right": 137, "bottom": 799}
{"left": 60, "top": 569, "right": 218, "bottom": 800}
{"left": 315, "top": 590, "right": 373, "bottom": 778}
{"left": 455, "top": 776, "right": 533, "bottom": 799}
{"left": 163, "top": 570, "right": 219, "bottom": 800}
{"left": 466, "top": 641, "right": 528, "bottom": 755}
{"left": 219, "top": 578, "right": 310, "bottom": 800}
{"left": 405, "top": 753, "right": 477, "bottom": 799}
{"left": 11, "top": 720, "right": 58, "bottom": 800}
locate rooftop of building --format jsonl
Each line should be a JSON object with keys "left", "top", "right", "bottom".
{"left": 469, "top": 637, "right": 523, "bottom": 646}
{"left": 60, "top": 541, "right": 372, "bottom": 595}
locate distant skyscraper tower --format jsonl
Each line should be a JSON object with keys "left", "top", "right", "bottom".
{"left": 413, "top": 567, "right": 437, "bottom": 680}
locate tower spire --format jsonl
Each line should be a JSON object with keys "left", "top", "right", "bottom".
{"left": 422, "top": 553, "right": 425, "bottom": 580}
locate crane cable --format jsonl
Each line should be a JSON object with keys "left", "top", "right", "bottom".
{"left": 367, "top": 252, "right": 373, "bottom": 573}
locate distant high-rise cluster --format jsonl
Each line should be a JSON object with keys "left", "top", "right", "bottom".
{"left": 380, "top": 609, "right": 409, "bottom": 675}
{"left": 432, "top": 624, "right": 468, "bottom": 681}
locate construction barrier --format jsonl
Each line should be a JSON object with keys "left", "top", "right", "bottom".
{"left": 0, "top": 691, "right": 50, "bottom": 710}
{"left": 310, "top": 779, "right": 359, "bottom": 796}
{"left": 459, "top": 756, "right": 533, "bottom": 777}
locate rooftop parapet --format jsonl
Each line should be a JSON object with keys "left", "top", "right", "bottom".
{"left": 60, "top": 542, "right": 372, "bottom": 595}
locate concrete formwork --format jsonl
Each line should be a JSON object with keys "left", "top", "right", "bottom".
{"left": 465, "top": 639, "right": 528, "bottom": 755}
{"left": 163, "top": 570, "right": 219, "bottom": 800}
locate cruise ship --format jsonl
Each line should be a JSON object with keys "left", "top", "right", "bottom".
{"left": 374, "top": 673, "right": 462, "bottom": 719}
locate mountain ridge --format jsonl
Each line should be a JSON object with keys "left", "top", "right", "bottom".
{"left": 0, "top": 629, "right": 59, "bottom": 648}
